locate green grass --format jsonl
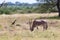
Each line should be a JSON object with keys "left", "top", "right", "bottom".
{"left": 39, "top": 16, "right": 60, "bottom": 19}
{"left": 47, "top": 16, "right": 60, "bottom": 19}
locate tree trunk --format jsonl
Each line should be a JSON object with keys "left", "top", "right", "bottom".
{"left": 58, "top": 8, "right": 60, "bottom": 17}
{"left": 56, "top": 0, "right": 60, "bottom": 17}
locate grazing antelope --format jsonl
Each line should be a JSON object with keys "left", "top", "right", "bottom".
{"left": 29, "top": 19, "right": 48, "bottom": 31}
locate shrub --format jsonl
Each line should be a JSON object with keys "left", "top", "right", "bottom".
{"left": 0, "top": 8, "right": 11, "bottom": 14}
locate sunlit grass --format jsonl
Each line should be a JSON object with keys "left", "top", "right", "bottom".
{"left": 0, "top": 13, "right": 60, "bottom": 40}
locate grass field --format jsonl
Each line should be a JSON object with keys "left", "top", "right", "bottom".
{"left": 0, "top": 13, "right": 60, "bottom": 40}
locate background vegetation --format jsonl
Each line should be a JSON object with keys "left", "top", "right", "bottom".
{"left": 0, "top": 1, "right": 58, "bottom": 14}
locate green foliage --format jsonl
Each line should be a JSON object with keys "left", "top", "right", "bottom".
{"left": 36, "top": 0, "right": 57, "bottom": 13}
{"left": 0, "top": 8, "right": 11, "bottom": 14}
{"left": 0, "top": 0, "right": 58, "bottom": 14}
{"left": 46, "top": 16, "right": 60, "bottom": 19}
{"left": 39, "top": 16, "right": 60, "bottom": 19}
{"left": 0, "top": 3, "right": 58, "bottom": 14}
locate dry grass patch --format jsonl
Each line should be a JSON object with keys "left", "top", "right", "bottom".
{"left": 0, "top": 13, "right": 60, "bottom": 40}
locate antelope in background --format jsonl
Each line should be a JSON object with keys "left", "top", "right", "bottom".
{"left": 29, "top": 19, "right": 48, "bottom": 31}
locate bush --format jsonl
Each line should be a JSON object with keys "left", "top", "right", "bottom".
{"left": 0, "top": 8, "right": 11, "bottom": 14}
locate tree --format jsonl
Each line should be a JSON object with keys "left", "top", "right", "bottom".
{"left": 56, "top": 0, "right": 60, "bottom": 17}
{"left": 0, "top": 0, "right": 7, "bottom": 8}
{"left": 37, "top": 0, "right": 60, "bottom": 17}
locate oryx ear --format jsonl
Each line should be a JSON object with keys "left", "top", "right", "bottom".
{"left": 11, "top": 19, "right": 16, "bottom": 25}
